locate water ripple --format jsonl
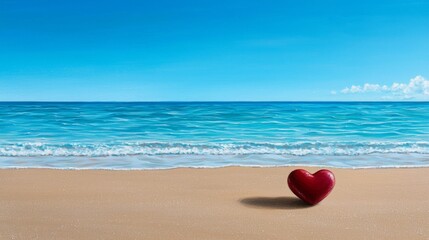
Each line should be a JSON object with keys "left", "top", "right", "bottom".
{"left": 0, "top": 102, "right": 428, "bottom": 168}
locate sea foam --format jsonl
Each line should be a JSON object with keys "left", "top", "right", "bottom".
{"left": 0, "top": 141, "right": 428, "bottom": 157}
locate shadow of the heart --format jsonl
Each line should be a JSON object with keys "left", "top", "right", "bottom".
{"left": 239, "top": 196, "right": 312, "bottom": 209}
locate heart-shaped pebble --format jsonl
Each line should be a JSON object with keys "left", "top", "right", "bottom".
{"left": 287, "top": 169, "right": 335, "bottom": 205}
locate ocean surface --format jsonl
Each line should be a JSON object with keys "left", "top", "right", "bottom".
{"left": 0, "top": 102, "right": 428, "bottom": 169}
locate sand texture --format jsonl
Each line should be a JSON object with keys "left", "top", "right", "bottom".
{"left": 1, "top": 167, "right": 428, "bottom": 239}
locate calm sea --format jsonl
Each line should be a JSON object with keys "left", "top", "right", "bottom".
{"left": 0, "top": 102, "right": 428, "bottom": 169}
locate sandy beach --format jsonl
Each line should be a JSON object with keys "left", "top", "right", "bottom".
{"left": 0, "top": 167, "right": 428, "bottom": 239}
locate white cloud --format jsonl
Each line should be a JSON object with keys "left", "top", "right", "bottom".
{"left": 337, "top": 76, "right": 429, "bottom": 99}
{"left": 363, "top": 83, "right": 382, "bottom": 91}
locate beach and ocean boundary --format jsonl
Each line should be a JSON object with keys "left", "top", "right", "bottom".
{"left": 1, "top": 166, "right": 428, "bottom": 240}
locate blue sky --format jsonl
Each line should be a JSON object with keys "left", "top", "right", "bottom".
{"left": 1, "top": 0, "right": 428, "bottom": 101}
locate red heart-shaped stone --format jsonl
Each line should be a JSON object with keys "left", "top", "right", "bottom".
{"left": 287, "top": 169, "right": 335, "bottom": 205}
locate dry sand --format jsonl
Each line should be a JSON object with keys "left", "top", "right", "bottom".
{"left": 0, "top": 167, "right": 428, "bottom": 239}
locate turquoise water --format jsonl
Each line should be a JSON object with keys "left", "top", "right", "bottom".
{"left": 0, "top": 102, "right": 428, "bottom": 169}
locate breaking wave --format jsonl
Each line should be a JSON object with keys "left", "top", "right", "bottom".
{"left": 1, "top": 141, "right": 429, "bottom": 157}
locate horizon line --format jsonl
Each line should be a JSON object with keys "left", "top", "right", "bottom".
{"left": 0, "top": 101, "right": 428, "bottom": 103}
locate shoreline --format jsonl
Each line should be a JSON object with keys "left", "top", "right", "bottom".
{"left": 1, "top": 164, "right": 429, "bottom": 171}
{"left": 1, "top": 166, "right": 429, "bottom": 239}
{"left": 2, "top": 152, "right": 428, "bottom": 169}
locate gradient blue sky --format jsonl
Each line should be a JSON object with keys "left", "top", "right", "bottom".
{"left": 1, "top": 0, "right": 428, "bottom": 101}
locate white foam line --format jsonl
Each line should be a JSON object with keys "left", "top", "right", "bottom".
{"left": 2, "top": 164, "right": 429, "bottom": 171}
